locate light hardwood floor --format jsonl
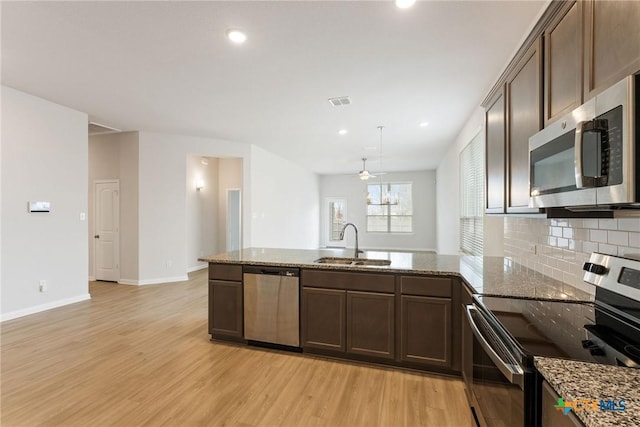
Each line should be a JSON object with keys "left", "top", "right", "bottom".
{"left": 1, "top": 269, "right": 473, "bottom": 427}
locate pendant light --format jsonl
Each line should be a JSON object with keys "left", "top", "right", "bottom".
{"left": 366, "top": 126, "right": 398, "bottom": 206}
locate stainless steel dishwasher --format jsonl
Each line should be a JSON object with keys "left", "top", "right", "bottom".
{"left": 243, "top": 266, "right": 300, "bottom": 348}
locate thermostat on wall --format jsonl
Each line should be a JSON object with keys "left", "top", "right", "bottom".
{"left": 28, "top": 201, "right": 51, "bottom": 213}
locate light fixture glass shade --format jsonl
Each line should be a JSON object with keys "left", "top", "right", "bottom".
{"left": 395, "top": 0, "right": 416, "bottom": 9}
{"left": 226, "top": 29, "right": 247, "bottom": 44}
{"left": 196, "top": 179, "right": 205, "bottom": 190}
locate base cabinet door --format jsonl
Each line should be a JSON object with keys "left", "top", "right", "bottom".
{"left": 346, "top": 291, "right": 395, "bottom": 360}
{"left": 302, "top": 287, "right": 346, "bottom": 352}
{"left": 541, "top": 381, "right": 584, "bottom": 427}
{"left": 209, "top": 280, "right": 243, "bottom": 338}
{"left": 400, "top": 295, "right": 452, "bottom": 368}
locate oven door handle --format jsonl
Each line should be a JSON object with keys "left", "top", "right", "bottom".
{"left": 465, "top": 305, "right": 524, "bottom": 389}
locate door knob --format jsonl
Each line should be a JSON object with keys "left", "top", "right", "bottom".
{"left": 94, "top": 235, "right": 100, "bottom": 239}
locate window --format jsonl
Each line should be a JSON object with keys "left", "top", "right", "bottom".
{"left": 326, "top": 198, "right": 347, "bottom": 246}
{"left": 366, "top": 182, "right": 412, "bottom": 233}
{"left": 460, "top": 133, "right": 484, "bottom": 255}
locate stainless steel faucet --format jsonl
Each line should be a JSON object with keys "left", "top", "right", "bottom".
{"left": 339, "top": 222, "right": 361, "bottom": 258}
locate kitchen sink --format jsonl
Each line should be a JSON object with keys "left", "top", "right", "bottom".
{"left": 314, "top": 257, "right": 391, "bottom": 267}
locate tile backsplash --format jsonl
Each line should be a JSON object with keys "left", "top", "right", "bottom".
{"left": 503, "top": 216, "right": 640, "bottom": 295}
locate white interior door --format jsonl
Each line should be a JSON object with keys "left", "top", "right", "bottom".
{"left": 226, "top": 189, "right": 241, "bottom": 252}
{"left": 95, "top": 181, "right": 120, "bottom": 282}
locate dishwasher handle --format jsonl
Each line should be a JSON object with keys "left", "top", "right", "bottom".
{"left": 243, "top": 265, "right": 299, "bottom": 277}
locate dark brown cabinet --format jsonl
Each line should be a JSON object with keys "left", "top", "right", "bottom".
{"left": 301, "top": 269, "right": 395, "bottom": 361}
{"left": 208, "top": 263, "right": 244, "bottom": 340}
{"left": 541, "top": 380, "right": 584, "bottom": 426}
{"left": 483, "top": 1, "right": 640, "bottom": 214}
{"left": 506, "top": 39, "right": 543, "bottom": 212}
{"left": 399, "top": 276, "right": 454, "bottom": 369}
{"left": 584, "top": 0, "right": 640, "bottom": 99}
{"left": 347, "top": 291, "right": 395, "bottom": 359}
{"left": 301, "top": 287, "right": 346, "bottom": 352}
{"left": 544, "top": 0, "right": 582, "bottom": 124}
{"left": 400, "top": 295, "right": 451, "bottom": 367}
{"left": 483, "top": 39, "right": 543, "bottom": 214}
{"left": 485, "top": 87, "right": 506, "bottom": 213}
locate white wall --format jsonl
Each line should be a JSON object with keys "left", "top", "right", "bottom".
{"left": 88, "top": 132, "right": 139, "bottom": 283}
{"left": 186, "top": 155, "right": 219, "bottom": 272}
{"left": 1, "top": 86, "right": 89, "bottom": 320}
{"left": 319, "top": 171, "right": 437, "bottom": 251}
{"left": 436, "top": 107, "right": 504, "bottom": 256}
{"left": 250, "top": 145, "right": 319, "bottom": 249}
{"left": 137, "top": 132, "right": 252, "bottom": 285}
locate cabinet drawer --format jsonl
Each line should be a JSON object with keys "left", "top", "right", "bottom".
{"left": 302, "top": 269, "right": 394, "bottom": 293}
{"left": 209, "top": 263, "right": 243, "bottom": 282}
{"left": 400, "top": 276, "right": 452, "bottom": 298}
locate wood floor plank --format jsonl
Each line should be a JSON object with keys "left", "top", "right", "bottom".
{"left": 1, "top": 269, "right": 473, "bottom": 426}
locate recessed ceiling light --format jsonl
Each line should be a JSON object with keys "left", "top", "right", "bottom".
{"left": 226, "top": 29, "right": 247, "bottom": 44}
{"left": 395, "top": 0, "right": 416, "bottom": 9}
{"left": 338, "top": 129, "right": 348, "bottom": 136}
{"left": 419, "top": 121, "right": 429, "bottom": 127}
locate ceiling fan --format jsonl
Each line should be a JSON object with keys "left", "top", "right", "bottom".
{"left": 357, "top": 157, "right": 386, "bottom": 180}
{"left": 356, "top": 126, "right": 388, "bottom": 180}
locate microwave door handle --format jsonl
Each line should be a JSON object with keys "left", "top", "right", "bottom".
{"left": 575, "top": 120, "right": 588, "bottom": 188}
{"left": 575, "top": 120, "right": 609, "bottom": 188}
{"left": 465, "top": 305, "right": 524, "bottom": 389}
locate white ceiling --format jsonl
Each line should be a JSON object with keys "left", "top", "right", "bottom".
{"left": 1, "top": 1, "right": 546, "bottom": 175}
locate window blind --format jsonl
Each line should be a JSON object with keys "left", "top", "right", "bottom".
{"left": 460, "top": 133, "right": 484, "bottom": 255}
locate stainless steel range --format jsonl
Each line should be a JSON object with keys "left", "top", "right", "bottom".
{"left": 463, "top": 253, "right": 640, "bottom": 427}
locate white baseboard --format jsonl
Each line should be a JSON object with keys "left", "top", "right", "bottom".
{"left": 117, "top": 274, "right": 191, "bottom": 286}
{"left": 187, "top": 263, "right": 208, "bottom": 273}
{"left": 88, "top": 275, "right": 96, "bottom": 281}
{"left": 1, "top": 294, "right": 92, "bottom": 322}
{"left": 118, "top": 275, "right": 190, "bottom": 286}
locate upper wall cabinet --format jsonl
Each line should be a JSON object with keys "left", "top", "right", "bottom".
{"left": 544, "top": 0, "right": 582, "bottom": 124}
{"left": 583, "top": 0, "right": 640, "bottom": 99}
{"left": 506, "top": 40, "right": 543, "bottom": 213}
{"left": 485, "top": 87, "right": 506, "bottom": 213}
{"left": 483, "top": 0, "right": 640, "bottom": 214}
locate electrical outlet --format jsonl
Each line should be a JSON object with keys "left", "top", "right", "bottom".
{"left": 39, "top": 280, "right": 47, "bottom": 292}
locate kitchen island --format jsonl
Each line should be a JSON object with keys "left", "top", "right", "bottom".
{"left": 200, "top": 248, "right": 592, "bottom": 373}
{"left": 201, "top": 248, "right": 617, "bottom": 426}
{"left": 199, "top": 247, "right": 593, "bottom": 301}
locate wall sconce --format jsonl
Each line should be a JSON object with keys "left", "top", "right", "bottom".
{"left": 196, "top": 179, "right": 205, "bottom": 191}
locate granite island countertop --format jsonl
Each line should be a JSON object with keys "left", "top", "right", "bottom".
{"left": 535, "top": 357, "right": 640, "bottom": 427}
{"left": 199, "top": 247, "right": 593, "bottom": 302}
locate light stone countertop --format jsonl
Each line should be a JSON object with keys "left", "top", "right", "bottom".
{"left": 535, "top": 357, "right": 640, "bottom": 427}
{"left": 199, "top": 247, "right": 593, "bottom": 301}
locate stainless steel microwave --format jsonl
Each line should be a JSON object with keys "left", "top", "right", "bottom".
{"left": 528, "top": 74, "right": 638, "bottom": 209}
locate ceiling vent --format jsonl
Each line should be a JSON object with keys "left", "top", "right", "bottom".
{"left": 88, "top": 121, "right": 121, "bottom": 135}
{"left": 328, "top": 96, "right": 351, "bottom": 107}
